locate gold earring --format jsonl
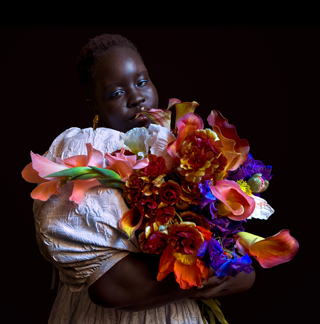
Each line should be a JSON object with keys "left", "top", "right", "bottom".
{"left": 93, "top": 115, "right": 99, "bottom": 130}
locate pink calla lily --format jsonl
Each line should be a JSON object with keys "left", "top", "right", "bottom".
{"left": 235, "top": 230, "right": 299, "bottom": 268}
{"left": 209, "top": 180, "right": 255, "bottom": 221}
{"left": 207, "top": 110, "right": 250, "bottom": 180}
{"left": 167, "top": 112, "right": 204, "bottom": 163}
{"left": 105, "top": 148, "right": 149, "bottom": 182}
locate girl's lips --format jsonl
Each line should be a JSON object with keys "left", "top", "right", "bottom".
{"left": 129, "top": 114, "right": 151, "bottom": 126}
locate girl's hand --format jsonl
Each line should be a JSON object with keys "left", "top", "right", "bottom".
{"left": 189, "top": 270, "right": 256, "bottom": 300}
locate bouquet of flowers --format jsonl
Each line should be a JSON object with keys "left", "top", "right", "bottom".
{"left": 22, "top": 99, "right": 299, "bottom": 321}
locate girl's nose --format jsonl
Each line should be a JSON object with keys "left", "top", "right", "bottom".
{"left": 127, "top": 89, "right": 145, "bottom": 108}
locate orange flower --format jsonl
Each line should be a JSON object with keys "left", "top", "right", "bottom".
{"left": 207, "top": 110, "right": 250, "bottom": 180}
{"left": 178, "top": 128, "right": 227, "bottom": 184}
{"left": 234, "top": 230, "right": 299, "bottom": 268}
{"left": 157, "top": 245, "right": 209, "bottom": 289}
{"left": 156, "top": 222, "right": 210, "bottom": 288}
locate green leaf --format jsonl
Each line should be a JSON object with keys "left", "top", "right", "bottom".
{"left": 98, "top": 178, "right": 124, "bottom": 189}
{"left": 88, "top": 166, "right": 122, "bottom": 180}
{"left": 45, "top": 167, "right": 93, "bottom": 178}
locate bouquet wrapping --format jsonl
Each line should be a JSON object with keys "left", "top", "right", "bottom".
{"left": 22, "top": 99, "right": 299, "bottom": 293}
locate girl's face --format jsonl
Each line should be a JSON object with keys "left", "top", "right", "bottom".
{"left": 88, "top": 47, "right": 159, "bottom": 133}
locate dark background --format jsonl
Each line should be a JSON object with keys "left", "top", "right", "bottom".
{"left": 2, "top": 14, "right": 318, "bottom": 324}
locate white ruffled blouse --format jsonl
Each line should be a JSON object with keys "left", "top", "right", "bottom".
{"left": 33, "top": 126, "right": 204, "bottom": 324}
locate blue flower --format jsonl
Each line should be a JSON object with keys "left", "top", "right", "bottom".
{"left": 197, "top": 238, "right": 254, "bottom": 279}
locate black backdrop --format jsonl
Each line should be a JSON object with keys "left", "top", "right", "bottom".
{"left": 3, "top": 23, "right": 317, "bottom": 323}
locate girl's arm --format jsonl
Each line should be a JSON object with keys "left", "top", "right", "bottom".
{"left": 88, "top": 252, "right": 256, "bottom": 312}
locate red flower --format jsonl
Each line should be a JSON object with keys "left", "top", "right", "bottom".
{"left": 158, "top": 180, "right": 180, "bottom": 205}
{"left": 138, "top": 227, "right": 168, "bottom": 254}
{"left": 154, "top": 206, "right": 175, "bottom": 225}
{"left": 168, "top": 222, "right": 204, "bottom": 255}
{"left": 141, "top": 155, "right": 167, "bottom": 179}
{"left": 123, "top": 174, "right": 144, "bottom": 206}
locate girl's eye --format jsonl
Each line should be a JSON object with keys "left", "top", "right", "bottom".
{"left": 109, "top": 90, "right": 124, "bottom": 98}
{"left": 138, "top": 80, "right": 148, "bottom": 87}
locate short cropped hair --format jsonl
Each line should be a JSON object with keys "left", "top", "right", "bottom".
{"left": 76, "top": 34, "right": 142, "bottom": 99}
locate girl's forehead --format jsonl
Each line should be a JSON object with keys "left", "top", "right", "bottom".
{"left": 97, "top": 47, "right": 145, "bottom": 74}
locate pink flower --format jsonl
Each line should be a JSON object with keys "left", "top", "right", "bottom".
{"left": 105, "top": 148, "right": 149, "bottom": 182}
{"left": 22, "top": 143, "right": 104, "bottom": 204}
{"left": 209, "top": 180, "right": 255, "bottom": 221}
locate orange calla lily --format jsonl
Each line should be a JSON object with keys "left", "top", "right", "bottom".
{"left": 119, "top": 206, "right": 144, "bottom": 239}
{"left": 207, "top": 110, "right": 250, "bottom": 180}
{"left": 234, "top": 230, "right": 299, "bottom": 268}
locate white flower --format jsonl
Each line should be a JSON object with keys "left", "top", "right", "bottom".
{"left": 247, "top": 195, "right": 275, "bottom": 220}
{"left": 148, "top": 124, "right": 176, "bottom": 170}
{"left": 124, "top": 127, "right": 151, "bottom": 159}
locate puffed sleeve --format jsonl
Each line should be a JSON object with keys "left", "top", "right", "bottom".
{"left": 33, "top": 127, "right": 140, "bottom": 292}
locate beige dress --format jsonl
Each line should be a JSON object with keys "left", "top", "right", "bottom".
{"left": 33, "top": 127, "right": 204, "bottom": 324}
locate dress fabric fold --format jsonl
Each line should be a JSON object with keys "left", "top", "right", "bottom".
{"left": 33, "top": 126, "right": 204, "bottom": 323}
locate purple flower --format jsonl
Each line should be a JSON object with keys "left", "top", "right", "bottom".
{"left": 198, "top": 180, "right": 218, "bottom": 217}
{"left": 214, "top": 252, "right": 253, "bottom": 278}
{"left": 197, "top": 238, "right": 254, "bottom": 279}
{"left": 227, "top": 153, "right": 273, "bottom": 182}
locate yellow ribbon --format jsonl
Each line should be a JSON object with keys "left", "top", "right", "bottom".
{"left": 199, "top": 299, "right": 229, "bottom": 324}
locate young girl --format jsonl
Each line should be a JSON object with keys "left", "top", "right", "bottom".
{"left": 32, "top": 33, "right": 255, "bottom": 323}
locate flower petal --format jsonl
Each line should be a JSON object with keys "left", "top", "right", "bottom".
{"left": 148, "top": 124, "right": 176, "bottom": 170}
{"left": 31, "top": 152, "right": 67, "bottom": 178}
{"left": 105, "top": 152, "right": 134, "bottom": 181}
{"left": 174, "top": 101, "right": 199, "bottom": 129}
{"left": 68, "top": 178, "right": 101, "bottom": 205}
{"left": 119, "top": 206, "right": 144, "bottom": 239}
{"left": 21, "top": 162, "right": 46, "bottom": 183}
{"left": 167, "top": 98, "right": 181, "bottom": 110}
{"left": 62, "top": 155, "right": 88, "bottom": 168}
{"left": 137, "top": 109, "right": 172, "bottom": 130}
{"left": 235, "top": 230, "right": 299, "bottom": 268}
{"left": 157, "top": 245, "right": 176, "bottom": 281}
{"left": 86, "top": 143, "right": 104, "bottom": 168}
{"left": 209, "top": 180, "right": 255, "bottom": 221}
{"left": 173, "top": 259, "right": 202, "bottom": 289}
{"left": 167, "top": 113, "right": 204, "bottom": 162}
{"left": 247, "top": 195, "right": 275, "bottom": 220}
{"left": 30, "top": 179, "right": 61, "bottom": 201}
{"left": 207, "top": 110, "right": 250, "bottom": 179}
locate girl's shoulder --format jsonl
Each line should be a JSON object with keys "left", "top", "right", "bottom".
{"left": 45, "top": 127, "right": 127, "bottom": 162}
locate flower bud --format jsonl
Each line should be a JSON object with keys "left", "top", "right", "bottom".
{"left": 247, "top": 173, "right": 269, "bottom": 193}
